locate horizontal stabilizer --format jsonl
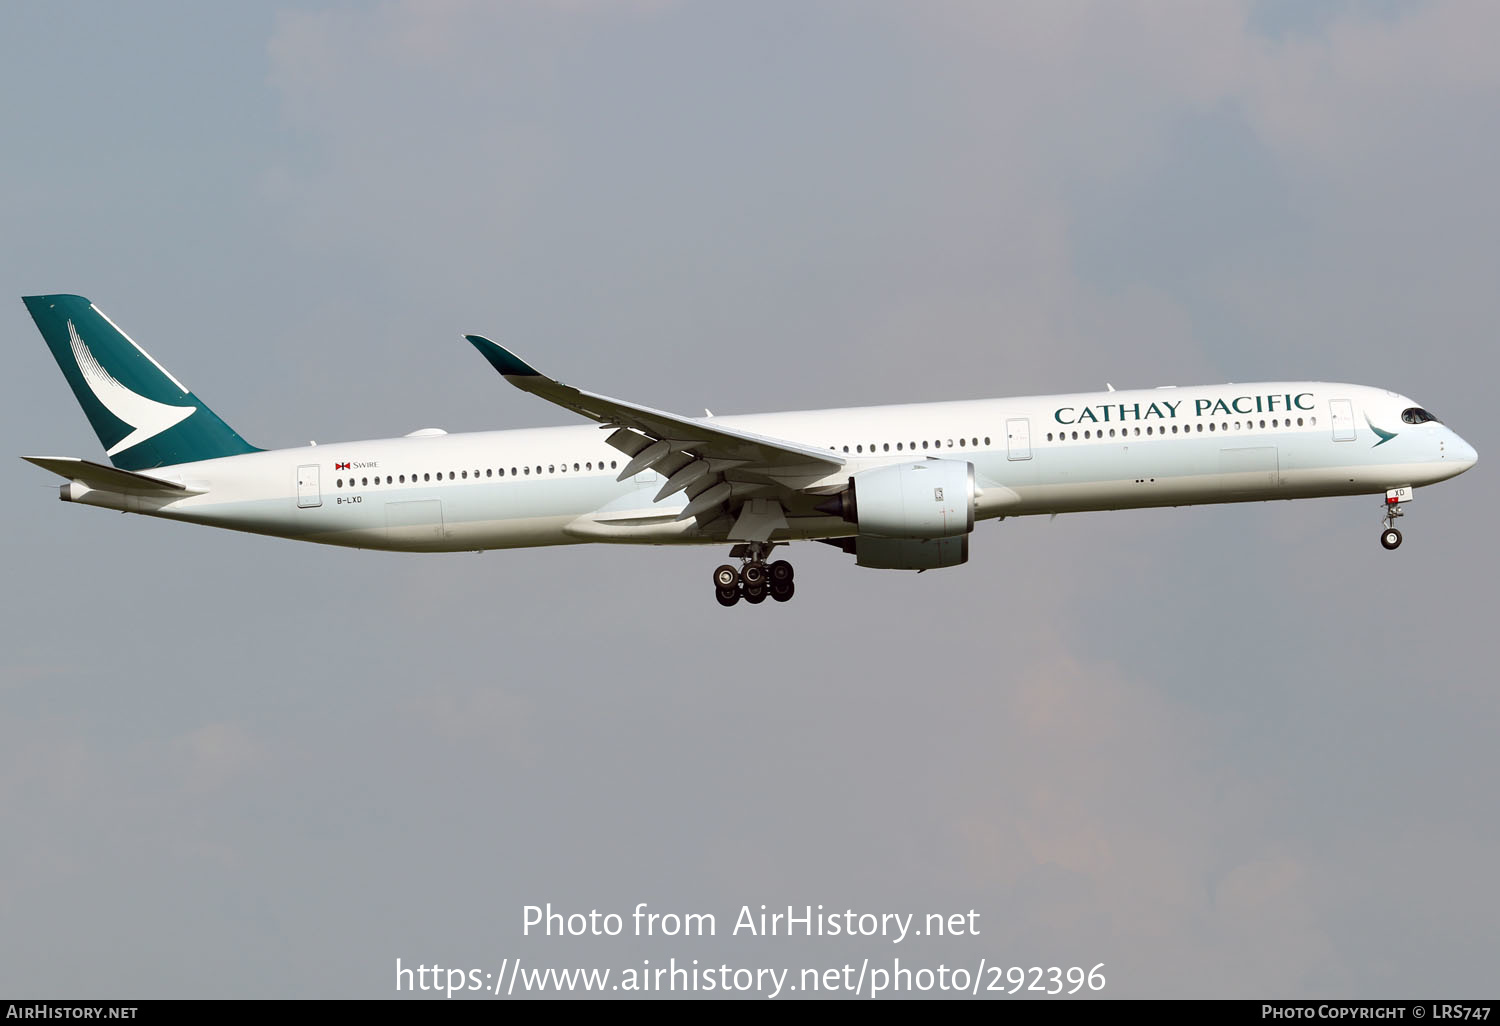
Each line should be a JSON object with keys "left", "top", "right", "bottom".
{"left": 22, "top": 456, "right": 205, "bottom": 496}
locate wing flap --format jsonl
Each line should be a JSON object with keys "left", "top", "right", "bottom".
{"left": 465, "top": 335, "right": 846, "bottom": 539}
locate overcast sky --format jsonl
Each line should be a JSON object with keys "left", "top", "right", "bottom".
{"left": 2, "top": 0, "right": 1496, "bottom": 999}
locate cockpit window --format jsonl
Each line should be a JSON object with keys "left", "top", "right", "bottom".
{"left": 1401, "top": 407, "right": 1441, "bottom": 425}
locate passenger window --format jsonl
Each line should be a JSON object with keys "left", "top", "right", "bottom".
{"left": 896, "top": 443, "right": 903, "bottom": 451}
{"left": 1046, "top": 433, "right": 1053, "bottom": 441}
{"left": 1071, "top": 431, "right": 1078, "bottom": 440}
{"left": 922, "top": 441, "right": 929, "bottom": 449}
{"left": 883, "top": 443, "right": 890, "bottom": 452}
{"left": 1146, "top": 427, "right": 1153, "bottom": 435}
{"left": 574, "top": 463, "right": 580, "bottom": 471}
{"left": 857, "top": 445, "right": 863, "bottom": 453}
{"left": 1084, "top": 430, "right": 1091, "bottom": 439}
{"left": 336, "top": 478, "right": 342, "bottom": 488}
{"left": 524, "top": 467, "right": 530, "bottom": 475}
{"left": 983, "top": 437, "right": 990, "bottom": 445}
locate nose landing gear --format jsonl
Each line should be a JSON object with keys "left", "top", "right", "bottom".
{"left": 1379, "top": 487, "right": 1412, "bottom": 550}
{"left": 711, "top": 543, "right": 796, "bottom": 606}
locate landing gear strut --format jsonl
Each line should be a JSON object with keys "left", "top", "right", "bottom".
{"left": 1380, "top": 487, "right": 1411, "bottom": 550}
{"left": 711, "top": 543, "right": 796, "bottom": 606}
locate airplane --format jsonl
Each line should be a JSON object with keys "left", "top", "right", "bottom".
{"left": 21, "top": 294, "right": 1479, "bottom": 606}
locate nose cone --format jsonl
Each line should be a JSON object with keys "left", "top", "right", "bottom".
{"left": 1451, "top": 433, "right": 1478, "bottom": 472}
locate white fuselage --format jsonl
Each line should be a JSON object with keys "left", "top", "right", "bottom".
{"left": 59, "top": 381, "right": 1478, "bottom": 552}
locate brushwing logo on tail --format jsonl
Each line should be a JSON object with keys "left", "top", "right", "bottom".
{"left": 68, "top": 320, "right": 197, "bottom": 456}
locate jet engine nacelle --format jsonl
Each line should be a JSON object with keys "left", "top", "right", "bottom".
{"left": 818, "top": 459, "right": 976, "bottom": 538}
{"left": 851, "top": 534, "right": 969, "bottom": 570}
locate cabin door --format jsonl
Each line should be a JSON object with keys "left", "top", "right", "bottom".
{"left": 1330, "top": 399, "right": 1356, "bottom": 442}
{"left": 1006, "top": 418, "right": 1032, "bottom": 460}
{"left": 296, "top": 464, "right": 322, "bottom": 508}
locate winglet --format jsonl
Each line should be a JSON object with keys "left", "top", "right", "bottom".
{"left": 465, "top": 335, "right": 540, "bottom": 378}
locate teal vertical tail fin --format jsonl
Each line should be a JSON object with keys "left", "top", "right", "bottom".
{"left": 23, "top": 294, "right": 260, "bottom": 471}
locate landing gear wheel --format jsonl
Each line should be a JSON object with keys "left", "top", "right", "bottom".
{"left": 743, "top": 582, "right": 768, "bottom": 604}
{"left": 741, "top": 561, "right": 767, "bottom": 586}
{"left": 1381, "top": 528, "right": 1403, "bottom": 550}
{"left": 771, "top": 579, "right": 795, "bottom": 602}
{"left": 713, "top": 564, "right": 739, "bottom": 588}
{"left": 715, "top": 585, "right": 741, "bottom": 606}
{"left": 769, "top": 559, "right": 794, "bottom": 583}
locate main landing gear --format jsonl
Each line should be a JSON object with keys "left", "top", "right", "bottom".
{"left": 713, "top": 543, "right": 795, "bottom": 607}
{"left": 1380, "top": 487, "right": 1412, "bottom": 550}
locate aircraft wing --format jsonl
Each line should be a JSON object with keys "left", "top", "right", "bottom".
{"left": 22, "top": 456, "right": 206, "bottom": 496}
{"left": 465, "top": 335, "right": 845, "bottom": 539}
